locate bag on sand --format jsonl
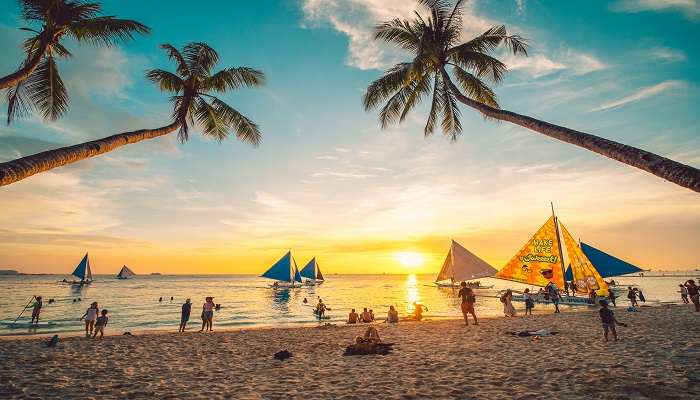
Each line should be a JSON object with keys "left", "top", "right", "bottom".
{"left": 274, "top": 350, "right": 292, "bottom": 360}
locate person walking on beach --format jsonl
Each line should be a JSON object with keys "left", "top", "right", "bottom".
{"left": 30, "top": 296, "right": 43, "bottom": 324}
{"left": 501, "top": 290, "right": 516, "bottom": 317}
{"left": 80, "top": 302, "right": 99, "bottom": 337}
{"left": 458, "top": 282, "right": 478, "bottom": 325}
{"left": 523, "top": 288, "right": 534, "bottom": 315}
{"left": 179, "top": 299, "right": 192, "bottom": 332}
{"left": 199, "top": 297, "right": 215, "bottom": 332}
{"left": 685, "top": 280, "right": 700, "bottom": 312}
{"left": 385, "top": 305, "right": 399, "bottom": 323}
{"left": 545, "top": 282, "right": 560, "bottom": 313}
{"left": 598, "top": 300, "right": 626, "bottom": 342}
{"left": 627, "top": 287, "right": 638, "bottom": 308}
{"left": 679, "top": 284, "right": 689, "bottom": 304}
{"left": 607, "top": 288, "right": 616, "bottom": 307}
{"left": 93, "top": 310, "right": 109, "bottom": 339}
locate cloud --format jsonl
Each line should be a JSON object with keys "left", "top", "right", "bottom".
{"left": 503, "top": 49, "right": 607, "bottom": 78}
{"left": 649, "top": 46, "right": 687, "bottom": 62}
{"left": 612, "top": 0, "right": 700, "bottom": 20}
{"left": 590, "top": 80, "right": 685, "bottom": 112}
{"left": 316, "top": 155, "right": 339, "bottom": 160}
{"left": 311, "top": 169, "right": 375, "bottom": 179}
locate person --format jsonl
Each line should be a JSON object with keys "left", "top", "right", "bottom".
{"left": 385, "top": 305, "right": 399, "bottom": 323}
{"left": 179, "top": 299, "right": 192, "bottom": 332}
{"left": 545, "top": 282, "right": 560, "bottom": 313}
{"left": 303, "top": 297, "right": 308, "bottom": 304}
{"left": 685, "top": 280, "right": 700, "bottom": 312}
{"left": 348, "top": 308, "right": 359, "bottom": 324}
{"left": 158, "top": 297, "right": 163, "bottom": 302}
{"left": 316, "top": 299, "right": 327, "bottom": 319}
{"left": 93, "top": 310, "right": 109, "bottom": 339}
{"left": 199, "top": 297, "right": 215, "bottom": 332}
{"left": 588, "top": 289, "right": 597, "bottom": 305}
{"left": 537, "top": 288, "right": 544, "bottom": 297}
{"left": 607, "top": 287, "right": 616, "bottom": 307}
{"left": 31, "top": 296, "right": 43, "bottom": 324}
{"left": 457, "top": 282, "right": 478, "bottom": 325}
{"left": 598, "top": 300, "right": 626, "bottom": 341}
{"left": 502, "top": 289, "right": 516, "bottom": 317}
{"left": 170, "top": 296, "right": 174, "bottom": 302}
{"left": 679, "top": 284, "right": 689, "bottom": 304}
{"left": 410, "top": 302, "right": 427, "bottom": 321}
{"left": 360, "top": 307, "right": 372, "bottom": 323}
{"left": 636, "top": 289, "right": 646, "bottom": 303}
{"left": 369, "top": 309, "right": 375, "bottom": 321}
{"left": 80, "top": 302, "right": 99, "bottom": 337}
{"left": 627, "top": 287, "right": 638, "bottom": 308}
{"left": 523, "top": 288, "right": 534, "bottom": 315}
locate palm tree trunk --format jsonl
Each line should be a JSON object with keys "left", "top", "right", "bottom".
{"left": 0, "top": 122, "right": 180, "bottom": 187}
{"left": 0, "top": 39, "right": 50, "bottom": 90}
{"left": 439, "top": 69, "right": 700, "bottom": 193}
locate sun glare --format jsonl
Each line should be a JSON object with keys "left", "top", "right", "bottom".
{"left": 393, "top": 251, "right": 425, "bottom": 268}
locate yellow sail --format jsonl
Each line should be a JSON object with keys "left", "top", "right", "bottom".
{"left": 496, "top": 216, "right": 564, "bottom": 288}
{"left": 560, "top": 222, "right": 609, "bottom": 295}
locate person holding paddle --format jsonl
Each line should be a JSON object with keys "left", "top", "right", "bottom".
{"left": 30, "top": 296, "right": 43, "bottom": 324}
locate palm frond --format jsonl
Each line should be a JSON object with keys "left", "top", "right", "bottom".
{"left": 399, "top": 71, "right": 433, "bottom": 122}
{"left": 424, "top": 74, "right": 444, "bottom": 136}
{"left": 145, "top": 69, "right": 184, "bottom": 93}
{"left": 450, "top": 50, "right": 507, "bottom": 83}
{"left": 452, "top": 65, "right": 498, "bottom": 107}
{"left": 160, "top": 44, "right": 190, "bottom": 78}
{"left": 57, "top": 2, "right": 102, "bottom": 25}
{"left": 170, "top": 95, "right": 196, "bottom": 142}
{"left": 193, "top": 97, "right": 227, "bottom": 141}
{"left": 24, "top": 55, "right": 69, "bottom": 121}
{"left": 439, "top": 78, "right": 462, "bottom": 139}
{"left": 68, "top": 16, "right": 150, "bottom": 45}
{"left": 51, "top": 41, "right": 73, "bottom": 58}
{"left": 182, "top": 42, "right": 219, "bottom": 77}
{"left": 374, "top": 19, "right": 421, "bottom": 51}
{"left": 211, "top": 97, "right": 261, "bottom": 146}
{"left": 20, "top": 0, "right": 49, "bottom": 22}
{"left": 201, "top": 67, "right": 265, "bottom": 92}
{"left": 6, "top": 78, "right": 33, "bottom": 124}
{"left": 363, "top": 62, "right": 412, "bottom": 111}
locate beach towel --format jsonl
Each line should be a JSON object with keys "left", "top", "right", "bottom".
{"left": 507, "top": 329, "right": 559, "bottom": 337}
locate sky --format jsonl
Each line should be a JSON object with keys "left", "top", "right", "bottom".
{"left": 0, "top": 0, "right": 698, "bottom": 275}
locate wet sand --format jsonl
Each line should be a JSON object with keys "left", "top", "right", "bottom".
{"left": 0, "top": 304, "right": 698, "bottom": 399}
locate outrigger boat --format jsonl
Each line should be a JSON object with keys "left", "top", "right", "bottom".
{"left": 434, "top": 240, "right": 496, "bottom": 289}
{"left": 116, "top": 265, "right": 136, "bottom": 280}
{"left": 61, "top": 253, "right": 93, "bottom": 285}
{"left": 299, "top": 257, "right": 325, "bottom": 285}
{"left": 495, "top": 205, "right": 609, "bottom": 307}
{"left": 564, "top": 242, "right": 644, "bottom": 295}
{"left": 261, "top": 251, "right": 303, "bottom": 288}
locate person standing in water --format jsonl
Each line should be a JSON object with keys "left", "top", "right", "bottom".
{"left": 30, "top": 296, "right": 43, "bottom": 324}
{"left": 179, "top": 299, "right": 192, "bottom": 332}
{"left": 199, "top": 297, "right": 215, "bottom": 332}
{"left": 316, "top": 299, "right": 327, "bottom": 319}
{"left": 457, "top": 282, "right": 478, "bottom": 325}
{"left": 80, "top": 302, "right": 99, "bottom": 337}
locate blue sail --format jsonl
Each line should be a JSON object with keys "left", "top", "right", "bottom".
{"left": 293, "top": 257, "right": 302, "bottom": 283}
{"left": 72, "top": 253, "right": 89, "bottom": 280}
{"left": 300, "top": 258, "right": 317, "bottom": 280}
{"left": 261, "top": 252, "right": 292, "bottom": 282}
{"left": 565, "top": 242, "right": 643, "bottom": 280}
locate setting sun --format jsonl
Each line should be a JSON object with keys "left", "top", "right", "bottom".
{"left": 393, "top": 251, "right": 425, "bottom": 268}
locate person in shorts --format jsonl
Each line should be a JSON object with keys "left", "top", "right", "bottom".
{"left": 179, "top": 298, "right": 192, "bottom": 332}
{"left": 93, "top": 310, "right": 109, "bottom": 339}
{"left": 457, "top": 282, "right": 478, "bottom": 325}
{"left": 599, "top": 300, "right": 625, "bottom": 341}
{"left": 31, "top": 296, "right": 43, "bottom": 324}
{"left": 523, "top": 288, "right": 534, "bottom": 315}
{"left": 81, "top": 302, "right": 99, "bottom": 337}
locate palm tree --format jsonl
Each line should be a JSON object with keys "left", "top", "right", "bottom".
{"left": 1, "top": 0, "right": 150, "bottom": 122}
{"left": 0, "top": 42, "right": 265, "bottom": 187}
{"left": 364, "top": 0, "right": 700, "bottom": 193}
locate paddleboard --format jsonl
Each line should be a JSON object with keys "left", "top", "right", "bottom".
{"left": 0, "top": 321, "right": 57, "bottom": 329}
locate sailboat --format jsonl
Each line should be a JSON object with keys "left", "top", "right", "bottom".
{"left": 299, "top": 257, "right": 325, "bottom": 285}
{"left": 434, "top": 240, "right": 497, "bottom": 288}
{"left": 565, "top": 242, "right": 644, "bottom": 280}
{"left": 116, "top": 265, "right": 136, "bottom": 280}
{"left": 261, "top": 251, "right": 303, "bottom": 288}
{"left": 62, "top": 253, "right": 93, "bottom": 285}
{"left": 495, "top": 206, "right": 608, "bottom": 307}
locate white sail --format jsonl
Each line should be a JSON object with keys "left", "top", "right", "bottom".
{"left": 117, "top": 265, "right": 136, "bottom": 279}
{"left": 435, "top": 240, "right": 497, "bottom": 282}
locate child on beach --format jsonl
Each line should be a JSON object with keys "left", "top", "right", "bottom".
{"left": 93, "top": 310, "right": 108, "bottom": 339}
{"left": 598, "top": 300, "right": 626, "bottom": 341}
{"left": 179, "top": 299, "right": 192, "bottom": 332}
{"left": 80, "top": 302, "right": 99, "bottom": 337}
{"left": 31, "top": 296, "right": 43, "bottom": 324}
{"left": 457, "top": 282, "right": 478, "bottom": 325}
{"left": 523, "top": 288, "right": 534, "bottom": 315}
{"left": 200, "top": 297, "right": 215, "bottom": 332}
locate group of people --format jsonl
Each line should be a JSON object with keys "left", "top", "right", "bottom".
{"left": 346, "top": 302, "right": 425, "bottom": 324}
{"left": 679, "top": 280, "right": 700, "bottom": 311}
{"left": 79, "top": 302, "right": 109, "bottom": 339}
{"left": 178, "top": 296, "right": 216, "bottom": 332}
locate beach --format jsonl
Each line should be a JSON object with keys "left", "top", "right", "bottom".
{"left": 1, "top": 304, "right": 698, "bottom": 399}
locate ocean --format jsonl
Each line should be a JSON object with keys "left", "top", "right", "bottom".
{"left": 0, "top": 273, "right": 694, "bottom": 336}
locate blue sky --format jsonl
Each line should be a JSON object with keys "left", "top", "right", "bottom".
{"left": 0, "top": 0, "right": 698, "bottom": 274}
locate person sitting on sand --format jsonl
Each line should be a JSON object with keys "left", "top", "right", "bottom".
{"left": 523, "top": 288, "right": 534, "bottom": 315}
{"left": 458, "top": 282, "right": 478, "bottom": 325}
{"left": 679, "top": 284, "right": 689, "bottom": 304}
{"left": 501, "top": 290, "right": 516, "bottom": 317}
{"left": 31, "top": 296, "right": 43, "bottom": 324}
{"left": 369, "top": 309, "right": 375, "bottom": 321}
{"left": 179, "top": 299, "right": 192, "bottom": 332}
{"left": 359, "top": 326, "right": 381, "bottom": 344}
{"left": 627, "top": 287, "right": 638, "bottom": 308}
{"left": 81, "top": 302, "right": 99, "bottom": 337}
{"left": 385, "top": 306, "right": 399, "bottom": 323}
{"left": 360, "top": 308, "right": 372, "bottom": 323}
{"left": 348, "top": 308, "right": 359, "bottom": 324}
{"left": 599, "top": 300, "right": 626, "bottom": 342}
{"left": 409, "top": 302, "right": 427, "bottom": 321}
{"left": 93, "top": 310, "right": 109, "bottom": 339}
{"left": 685, "top": 280, "right": 700, "bottom": 312}
{"left": 200, "top": 297, "right": 215, "bottom": 332}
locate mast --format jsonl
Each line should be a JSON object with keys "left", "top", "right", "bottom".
{"left": 551, "top": 202, "right": 567, "bottom": 293}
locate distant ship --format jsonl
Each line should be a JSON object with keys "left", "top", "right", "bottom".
{"left": 150, "top": 272, "right": 162, "bottom": 276}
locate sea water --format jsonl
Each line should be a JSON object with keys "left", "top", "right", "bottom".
{"left": 0, "top": 273, "right": 694, "bottom": 336}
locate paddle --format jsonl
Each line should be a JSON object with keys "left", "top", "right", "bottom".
{"left": 12, "top": 295, "right": 36, "bottom": 324}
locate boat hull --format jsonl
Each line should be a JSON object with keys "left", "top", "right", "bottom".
{"left": 435, "top": 282, "right": 494, "bottom": 289}
{"left": 508, "top": 292, "right": 596, "bottom": 307}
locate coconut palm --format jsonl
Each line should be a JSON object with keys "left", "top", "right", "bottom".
{"left": 364, "top": 0, "right": 700, "bottom": 193}
{"left": 0, "top": 42, "right": 265, "bottom": 187}
{"left": 1, "top": 0, "right": 150, "bottom": 122}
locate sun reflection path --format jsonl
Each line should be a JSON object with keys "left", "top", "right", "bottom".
{"left": 405, "top": 274, "right": 420, "bottom": 314}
